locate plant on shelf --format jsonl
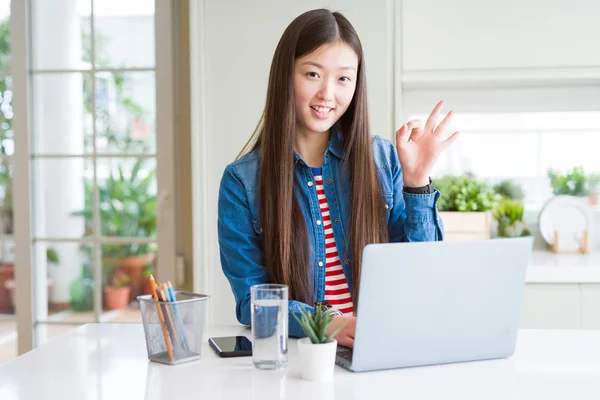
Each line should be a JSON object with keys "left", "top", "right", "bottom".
{"left": 434, "top": 175, "right": 502, "bottom": 212}
{"left": 547, "top": 167, "right": 587, "bottom": 196}
{"left": 294, "top": 303, "right": 346, "bottom": 382}
{"left": 493, "top": 180, "right": 525, "bottom": 201}
{"left": 493, "top": 199, "right": 531, "bottom": 238}
{"left": 587, "top": 173, "right": 600, "bottom": 205}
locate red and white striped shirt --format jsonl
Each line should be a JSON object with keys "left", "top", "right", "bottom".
{"left": 312, "top": 168, "right": 354, "bottom": 315}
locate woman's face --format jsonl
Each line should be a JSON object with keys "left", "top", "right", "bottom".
{"left": 294, "top": 42, "right": 358, "bottom": 137}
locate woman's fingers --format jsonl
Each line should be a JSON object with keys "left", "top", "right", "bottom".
{"left": 435, "top": 110, "right": 454, "bottom": 136}
{"left": 443, "top": 131, "right": 460, "bottom": 147}
{"left": 396, "top": 124, "right": 409, "bottom": 146}
{"left": 425, "top": 100, "right": 444, "bottom": 132}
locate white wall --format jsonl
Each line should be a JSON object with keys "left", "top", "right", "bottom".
{"left": 195, "top": 0, "right": 397, "bottom": 324}
{"left": 191, "top": 0, "right": 600, "bottom": 326}
{"left": 400, "top": 0, "right": 600, "bottom": 114}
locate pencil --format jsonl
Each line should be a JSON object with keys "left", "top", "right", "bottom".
{"left": 150, "top": 275, "right": 174, "bottom": 361}
{"left": 167, "top": 281, "right": 190, "bottom": 351}
{"left": 159, "top": 285, "right": 179, "bottom": 353}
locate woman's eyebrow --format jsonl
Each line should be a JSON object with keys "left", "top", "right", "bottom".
{"left": 300, "top": 61, "right": 356, "bottom": 71}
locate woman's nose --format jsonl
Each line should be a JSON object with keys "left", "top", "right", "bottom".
{"left": 317, "top": 80, "right": 334, "bottom": 102}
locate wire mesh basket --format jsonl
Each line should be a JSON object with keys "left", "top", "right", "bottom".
{"left": 138, "top": 291, "right": 209, "bottom": 365}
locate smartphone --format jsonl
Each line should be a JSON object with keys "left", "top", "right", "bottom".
{"left": 208, "top": 336, "right": 253, "bottom": 357}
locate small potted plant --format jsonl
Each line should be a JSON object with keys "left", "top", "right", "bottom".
{"left": 493, "top": 199, "right": 531, "bottom": 238}
{"left": 103, "top": 266, "right": 131, "bottom": 310}
{"left": 294, "top": 303, "right": 346, "bottom": 382}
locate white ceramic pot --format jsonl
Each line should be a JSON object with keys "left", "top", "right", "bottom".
{"left": 296, "top": 337, "right": 337, "bottom": 382}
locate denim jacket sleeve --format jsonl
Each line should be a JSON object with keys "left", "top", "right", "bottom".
{"left": 384, "top": 142, "right": 445, "bottom": 242}
{"left": 217, "top": 164, "right": 314, "bottom": 338}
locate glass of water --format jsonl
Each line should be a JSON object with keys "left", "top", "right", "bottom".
{"left": 250, "top": 284, "right": 288, "bottom": 369}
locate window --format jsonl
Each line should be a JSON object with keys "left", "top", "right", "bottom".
{"left": 410, "top": 111, "right": 600, "bottom": 212}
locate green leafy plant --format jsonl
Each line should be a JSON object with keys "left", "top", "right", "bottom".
{"left": 434, "top": 175, "right": 502, "bottom": 212}
{"left": 493, "top": 199, "right": 531, "bottom": 238}
{"left": 548, "top": 167, "right": 587, "bottom": 196}
{"left": 72, "top": 159, "right": 157, "bottom": 259}
{"left": 293, "top": 303, "right": 346, "bottom": 344}
{"left": 493, "top": 180, "right": 524, "bottom": 201}
{"left": 109, "top": 266, "right": 131, "bottom": 289}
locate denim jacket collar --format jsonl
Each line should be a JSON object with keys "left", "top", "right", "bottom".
{"left": 293, "top": 125, "right": 345, "bottom": 166}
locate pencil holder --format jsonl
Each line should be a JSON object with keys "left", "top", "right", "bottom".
{"left": 138, "top": 291, "right": 210, "bottom": 365}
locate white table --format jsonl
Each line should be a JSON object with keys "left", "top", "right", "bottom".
{"left": 1, "top": 324, "right": 600, "bottom": 399}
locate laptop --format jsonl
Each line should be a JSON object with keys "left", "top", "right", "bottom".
{"left": 335, "top": 236, "right": 534, "bottom": 372}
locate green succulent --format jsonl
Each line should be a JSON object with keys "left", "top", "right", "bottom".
{"left": 493, "top": 199, "right": 531, "bottom": 238}
{"left": 293, "top": 303, "right": 346, "bottom": 344}
{"left": 548, "top": 167, "right": 587, "bottom": 196}
{"left": 434, "top": 175, "right": 502, "bottom": 212}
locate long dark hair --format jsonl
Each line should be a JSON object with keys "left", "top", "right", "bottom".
{"left": 238, "top": 9, "right": 387, "bottom": 308}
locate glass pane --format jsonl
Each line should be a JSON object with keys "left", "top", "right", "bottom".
{"left": 32, "top": 73, "right": 93, "bottom": 154}
{"left": 97, "top": 158, "right": 157, "bottom": 239}
{"left": 0, "top": 77, "right": 13, "bottom": 158}
{"left": 34, "top": 242, "right": 95, "bottom": 322}
{"left": 32, "top": 158, "right": 92, "bottom": 239}
{"left": 93, "top": 0, "right": 155, "bottom": 69}
{"left": 31, "top": 0, "right": 91, "bottom": 70}
{"left": 431, "top": 131, "right": 540, "bottom": 179}
{"left": 101, "top": 244, "right": 155, "bottom": 320}
{"left": 0, "top": 238, "right": 14, "bottom": 316}
{"left": 540, "top": 131, "right": 600, "bottom": 174}
{"left": 0, "top": 319, "right": 16, "bottom": 364}
{"left": 95, "top": 71, "right": 156, "bottom": 154}
{"left": 0, "top": 0, "right": 10, "bottom": 72}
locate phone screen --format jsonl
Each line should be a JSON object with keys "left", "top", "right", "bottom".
{"left": 209, "top": 336, "right": 252, "bottom": 356}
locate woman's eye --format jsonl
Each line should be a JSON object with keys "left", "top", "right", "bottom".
{"left": 340, "top": 76, "right": 351, "bottom": 82}
{"left": 307, "top": 72, "right": 320, "bottom": 78}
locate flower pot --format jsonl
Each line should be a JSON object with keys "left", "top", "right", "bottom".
{"left": 120, "top": 254, "right": 154, "bottom": 302}
{"left": 296, "top": 337, "right": 338, "bottom": 382}
{"left": 439, "top": 211, "right": 492, "bottom": 241}
{"left": 103, "top": 286, "right": 131, "bottom": 310}
{"left": 142, "top": 277, "right": 154, "bottom": 296}
{"left": 0, "top": 264, "right": 14, "bottom": 313}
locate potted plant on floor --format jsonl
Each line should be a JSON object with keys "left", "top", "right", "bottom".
{"left": 434, "top": 175, "right": 502, "bottom": 241}
{"left": 73, "top": 159, "right": 157, "bottom": 302}
{"left": 294, "top": 303, "right": 346, "bottom": 382}
{"left": 103, "top": 266, "right": 131, "bottom": 310}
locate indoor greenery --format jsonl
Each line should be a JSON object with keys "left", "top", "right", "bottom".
{"left": 434, "top": 175, "right": 502, "bottom": 212}
{"left": 493, "top": 199, "right": 531, "bottom": 238}
{"left": 72, "top": 158, "right": 157, "bottom": 259}
{"left": 493, "top": 180, "right": 524, "bottom": 201}
{"left": 547, "top": 167, "right": 587, "bottom": 196}
{"left": 293, "top": 303, "right": 346, "bottom": 344}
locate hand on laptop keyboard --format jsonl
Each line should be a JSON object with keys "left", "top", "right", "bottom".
{"left": 327, "top": 315, "right": 356, "bottom": 348}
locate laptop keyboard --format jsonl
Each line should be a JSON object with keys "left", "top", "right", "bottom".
{"left": 337, "top": 346, "right": 353, "bottom": 362}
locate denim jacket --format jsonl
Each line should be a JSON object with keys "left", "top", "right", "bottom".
{"left": 217, "top": 126, "right": 444, "bottom": 338}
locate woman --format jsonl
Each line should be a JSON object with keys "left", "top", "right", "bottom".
{"left": 218, "top": 9, "right": 458, "bottom": 348}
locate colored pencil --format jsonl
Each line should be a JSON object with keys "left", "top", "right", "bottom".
{"left": 150, "top": 275, "right": 174, "bottom": 361}
{"left": 167, "top": 281, "right": 190, "bottom": 351}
